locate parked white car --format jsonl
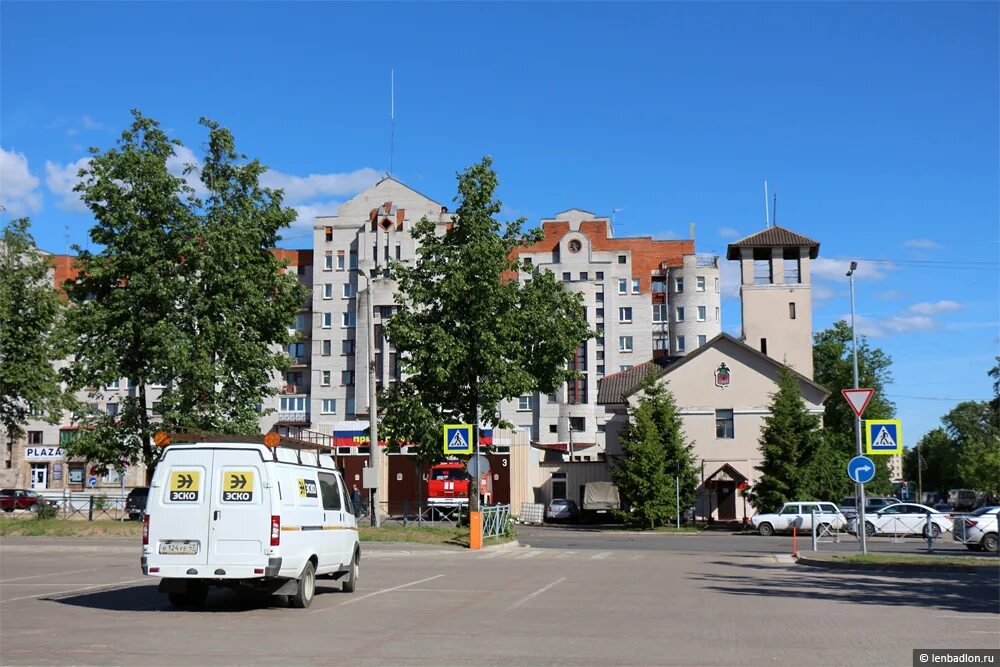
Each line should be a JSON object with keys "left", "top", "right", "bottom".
{"left": 848, "top": 502, "right": 953, "bottom": 538}
{"left": 953, "top": 506, "right": 999, "bottom": 552}
{"left": 752, "top": 502, "right": 847, "bottom": 536}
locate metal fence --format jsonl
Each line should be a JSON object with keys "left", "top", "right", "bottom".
{"left": 808, "top": 509, "right": 994, "bottom": 553}
{"left": 0, "top": 494, "right": 136, "bottom": 521}
{"left": 481, "top": 504, "right": 512, "bottom": 542}
{"left": 367, "top": 501, "right": 467, "bottom": 528}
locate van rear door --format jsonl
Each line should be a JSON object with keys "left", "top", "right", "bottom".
{"left": 150, "top": 448, "right": 214, "bottom": 566}
{"left": 210, "top": 449, "right": 269, "bottom": 566}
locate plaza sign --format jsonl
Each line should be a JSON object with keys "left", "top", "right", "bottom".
{"left": 25, "top": 447, "right": 64, "bottom": 461}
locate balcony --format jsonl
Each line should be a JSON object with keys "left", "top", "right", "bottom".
{"left": 282, "top": 384, "right": 307, "bottom": 395}
{"left": 277, "top": 412, "right": 310, "bottom": 424}
{"left": 288, "top": 356, "right": 309, "bottom": 367}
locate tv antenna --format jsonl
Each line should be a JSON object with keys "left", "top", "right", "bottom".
{"left": 763, "top": 181, "right": 770, "bottom": 228}
{"left": 610, "top": 208, "right": 625, "bottom": 237}
{"left": 389, "top": 69, "right": 395, "bottom": 176}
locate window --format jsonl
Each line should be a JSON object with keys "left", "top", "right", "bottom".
{"left": 549, "top": 424, "right": 558, "bottom": 433}
{"left": 619, "top": 365, "right": 633, "bottom": 371}
{"left": 697, "top": 306, "right": 706, "bottom": 321}
{"left": 596, "top": 291, "right": 604, "bottom": 302}
{"left": 675, "top": 307, "right": 685, "bottom": 322}
{"left": 618, "top": 307, "right": 632, "bottom": 323}
{"left": 69, "top": 465, "right": 84, "bottom": 484}
{"left": 152, "top": 402, "right": 161, "bottom": 416}
{"left": 596, "top": 350, "right": 604, "bottom": 360}
{"left": 106, "top": 402, "right": 119, "bottom": 416}
{"left": 324, "top": 226, "right": 333, "bottom": 242}
{"left": 523, "top": 257, "right": 533, "bottom": 268}
{"left": 619, "top": 336, "right": 633, "bottom": 353}
{"left": 343, "top": 283, "right": 356, "bottom": 299}
{"left": 716, "top": 307, "right": 720, "bottom": 322}
{"left": 59, "top": 429, "right": 78, "bottom": 445}
{"left": 618, "top": 255, "right": 627, "bottom": 264}
{"left": 597, "top": 423, "right": 606, "bottom": 433}
{"left": 653, "top": 337, "right": 669, "bottom": 351}
{"left": 322, "top": 340, "right": 332, "bottom": 356}
{"left": 652, "top": 278, "right": 666, "bottom": 294}
{"left": 675, "top": 277, "right": 684, "bottom": 293}
{"left": 285, "top": 371, "right": 303, "bottom": 387}
{"left": 715, "top": 277, "right": 720, "bottom": 293}
{"left": 318, "top": 472, "right": 342, "bottom": 511}
{"left": 579, "top": 272, "right": 588, "bottom": 281}
{"left": 596, "top": 271, "right": 604, "bottom": 280}
{"left": 324, "top": 252, "right": 333, "bottom": 271}
{"left": 567, "top": 344, "right": 587, "bottom": 404}
{"left": 346, "top": 398, "right": 356, "bottom": 415}
{"left": 697, "top": 335, "right": 707, "bottom": 347}
{"left": 349, "top": 252, "right": 358, "bottom": 269}
{"left": 562, "top": 272, "right": 571, "bottom": 282}
{"left": 341, "top": 371, "right": 355, "bottom": 385}
{"left": 696, "top": 276, "right": 706, "bottom": 292}
{"left": 596, "top": 308, "right": 604, "bottom": 319}
{"left": 570, "top": 417, "right": 585, "bottom": 432}
{"left": 783, "top": 249, "right": 801, "bottom": 284}
{"left": 789, "top": 302, "right": 797, "bottom": 319}
{"left": 716, "top": 409, "right": 734, "bottom": 438}
{"left": 336, "top": 251, "right": 345, "bottom": 271}
{"left": 321, "top": 370, "right": 331, "bottom": 387}
{"left": 597, "top": 364, "right": 605, "bottom": 374}
{"left": 568, "top": 239, "right": 582, "bottom": 253}
{"left": 753, "top": 249, "right": 772, "bottom": 284}
{"left": 548, "top": 392, "right": 558, "bottom": 403}
{"left": 760, "top": 338, "right": 768, "bottom": 355}
{"left": 289, "top": 342, "right": 305, "bottom": 359}
{"left": 517, "top": 396, "right": 532, "bottom": 411}
{"left": 342, "top": 339, "right": 355, "bottom": 355}
{"left": 323, "top": 284, "right": 333, "bottom": 299}
{"left": 321, "top": 399, "right": 337, "bottom": 415}
{"left": 617, "top": 279, "right": 627, "bottom": 295}
{"left": 106, "top": 379, "right": 120, "bottom": 390}
{"left": 779, "top": 504, "right": 800, "bottom": 515}
{"left": 652, "top": 304, "right": 667, "bottom": 323}
{"left": 631, "top": 278, "right": 640, "bottom": 294}
{"left": 322, "top": 313, "right": 332, "bottom": 329}
{"left": 676, "top": 336, "right": 686, "bottom": 352}
{"left": 295, "top": 314, "right": 308, "bottom": 331}
{"left": 342, "top": 312, "right": 356, "bottom": 327}
{"left": 280, "top": 397, "right": 306, "bottom": 413}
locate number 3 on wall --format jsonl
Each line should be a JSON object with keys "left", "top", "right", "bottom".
{"left": 501, "top": 458, "right": 508, "bottom": 467}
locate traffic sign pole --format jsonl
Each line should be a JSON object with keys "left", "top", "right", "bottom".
{"left": 848, "top": 267, "right": 868, "bottom": 556}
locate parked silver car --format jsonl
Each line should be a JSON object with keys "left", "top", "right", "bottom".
{"left": 848, "top": 502, "right": 953, "bottom": 538}
{"left": 752, "top": 502, "right": 846, "bottom": 536}
{"left": 953, "top": 506, "right": 999, "bottom": 552}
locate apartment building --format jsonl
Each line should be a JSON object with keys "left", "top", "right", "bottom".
{"left": 499, "top": 209, "right": 721, "bottom": 458}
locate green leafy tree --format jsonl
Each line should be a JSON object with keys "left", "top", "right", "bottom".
{"left": 64, "top": 110, "right": 305, "bottom": 473}
{"left": 902, "top": 428, "right": 958, "bottom": 499}
{"left": 611, "top": 374, "right": 699, "bottom": 528}
{"left": 750, "top": 366, "right": 823, "bottom": 512}
{"left": 379, "top": 157, "right": 592, "bottom": 510}
{"left": 945, "top": 401, "right": 999, "bottom": 496}
{"left": 812, "top": 320, "right": 895, "bottom": 494}
{"left": 0, "top": 218, "right": 67, "bottom": 443}
{"left": 801, "top": 431, "right": 852, "bottom": 502}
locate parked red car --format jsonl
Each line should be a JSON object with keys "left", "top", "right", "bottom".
{"left": 0, "top": 488, "right": 56, "bottom": 512}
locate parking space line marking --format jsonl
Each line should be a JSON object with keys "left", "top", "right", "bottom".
{"left": 590, "top": 551, "right": 612, "bottom": 560}
{"left": 4, "top": 578, "right": 148, "bottom": 603}
{"left": 321, "top": 574, "right": 445, "bottom": 610}
{"left": 1, "top": 566, "right": 126, "bottom": 583}
{"left": 554, "top": 551, "right": 576, "bottom": 559}
{"left": 969, "top": 630, "right": 1000, "bottom": 634}
{"left": 506, "top": 577, "right": 566, "bottom": 611}
{"left": 515, "top": 551, "right": 541, "bottom": 559}
{"left": 477, "top": 551, "right": 504, "bottom": 559}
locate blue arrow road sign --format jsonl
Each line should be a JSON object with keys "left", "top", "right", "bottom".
{"left": 847, "top": 456, "right": 876, "bottom": 484}
{"left": 87, "top": 476, "right": 98, "bottom": 488}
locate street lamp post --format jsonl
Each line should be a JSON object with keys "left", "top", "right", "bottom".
{"left": 353, "top": 269, "right": 380, "bottom": 527}
{"left": 847, "top": 261, "right": 867, "bottom": 555}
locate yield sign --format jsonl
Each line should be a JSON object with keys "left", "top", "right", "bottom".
{"left": 842, "top": 388, "right": 875, "bottom": 418}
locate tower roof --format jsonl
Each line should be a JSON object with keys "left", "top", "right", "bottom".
{"left": 725, "top": 225, "right": 820, "bottom": 260}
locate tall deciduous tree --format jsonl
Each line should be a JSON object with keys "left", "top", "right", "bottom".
{"left": 0, "top": 218, "right": 66, "bottom": 443}
{"left": 750, "top": 366, "right": 823, "bottom": 512}
{"left": 611, "top": 373, "right": 699, "bottom": 529}
{"left": 380, "top": 157, "right": 592, "bottom": 509}
{"left": 813, "top": 320, "right": 895, "bottom": 494}
{"left": 945, "top": 400, "right": 999, "bottom": 497}
{"left": 64, "top": 110, "right": 305, "bottom": 472}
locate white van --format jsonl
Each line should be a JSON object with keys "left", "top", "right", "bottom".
{"left": 142, "top": 437, "right": 360, "bottom": 609}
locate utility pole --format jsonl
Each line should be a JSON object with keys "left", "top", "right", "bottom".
{"left": 847, "top": 261, "right": 867, "bottom": 555}
{"left": 354, "top": 269, "right": 380, "bottom": 527}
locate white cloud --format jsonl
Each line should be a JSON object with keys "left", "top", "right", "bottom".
{"left": 719, "top": 260, "right": 741, "bottom": 299}
{"left": 260, "top": 167, "right": 380, "bottom": 205}
{"left": 45, "top": 157, "right": 91, "bottom": 212}
{"left": 811, "top": 257, "right": 894, "bottom": 281}
{"left": 718, "top": 227, "right": 740, "bottom": 239}
{"left": 813, "top": 284, "right": 836, "bottom": 301}
{"left": 882, "top": 315, "right": 935, "bottom": 334}
{"left": 906, "top": 300, "right": 962, "bottom": 316}
{"left": 902, "top": 239, "right": 943, "bottom": 250}
{"left": 842, "top": 313, "right": 886, "bottom": 338}
{"left": 0, "top": 148, "right": 42, "bottom": 215}
{"left": 165, "top": 144, "right": 207, "bottom": 197}
{"left": 81, "top": 115, "right": 103, "bottom": 130}
{"left": 291, "top": 200, "right": 341, "bottom": 232}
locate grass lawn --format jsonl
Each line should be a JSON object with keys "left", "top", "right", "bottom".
{"left": 0, "top": 518, "right": 513, "bottom": 548}
{"left": 819, "top": 553, "right": 998, "bottom": 567}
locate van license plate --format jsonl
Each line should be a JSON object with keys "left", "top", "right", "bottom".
{"left": 159, "top": 541, "right": 199, "bottom": 555}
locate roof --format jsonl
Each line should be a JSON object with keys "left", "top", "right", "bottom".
{"left": 725, "top": 226, "right": 820, "bottom": 260}
{"left": 596, "top": 333, "right": 830, "bottom": 404}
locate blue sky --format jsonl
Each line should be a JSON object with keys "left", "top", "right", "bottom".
{"left": 2, "top": 2, "right": 997, "bottom": 444}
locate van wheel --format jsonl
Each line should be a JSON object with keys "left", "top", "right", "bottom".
{"left": 817, "top": 522, "right": 832, "bottom": 536}
{"left": 290, "top": 561, "right": 316, "bottom": 609}
{"left": 342, "top": 551, "right": 359, "bottom": 593}
{"left": 758, "top": 522, "right": 774, "bottom": 537}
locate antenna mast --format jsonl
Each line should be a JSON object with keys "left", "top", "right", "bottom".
{"left": 389, "top": 69, "right": 395, "bottom": 177}
{"left": 772, "top": 187, "right": 777, "bottom": 228}
{"left": 764, "top": 181, "right": 770, "bottom": 228}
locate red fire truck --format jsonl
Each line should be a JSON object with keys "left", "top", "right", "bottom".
{"left": 427, "top": 460, "right": 492, "bottom": 507}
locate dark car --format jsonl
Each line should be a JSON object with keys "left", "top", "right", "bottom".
{"left": 0, "top": 488, "right": 57, "bottom": 512}
{"left": 125, "top": 487, "right": 149, "bottom": 520}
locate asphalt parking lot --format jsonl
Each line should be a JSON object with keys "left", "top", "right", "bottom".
{"left": 1, "top": 535, "right": 997, "bottom": 667}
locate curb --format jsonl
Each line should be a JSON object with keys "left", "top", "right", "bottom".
{"left": 796, "top": 554, "right": 999, "bottom": 574}
{"left": 478, "top": 539, "right": 520, "bottom": 552}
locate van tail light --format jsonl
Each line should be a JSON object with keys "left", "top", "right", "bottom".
{"left": 270, "top": 515, "right": 280, "bottom": 546}
{"left": 142, "top": 514, "right": 150, "bottom": 545}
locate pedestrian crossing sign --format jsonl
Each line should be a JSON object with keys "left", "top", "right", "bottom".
{"left": 865, "top": 419, "right": 902, "bottom": 455}
{"left": 443, "top": 424, "right": 473, "bottom": 455}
